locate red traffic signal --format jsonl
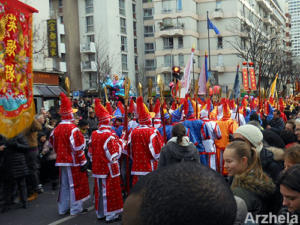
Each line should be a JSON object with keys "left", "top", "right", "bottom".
{"left": 172, "top": 66, "right": 180, "bottom": 74}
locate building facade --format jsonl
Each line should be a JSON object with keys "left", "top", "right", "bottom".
{"left": 288, "top": 0, "right": 300, "bottom": 57}
{"left": 34, "top": 0, "right": 290, "bottom": 93}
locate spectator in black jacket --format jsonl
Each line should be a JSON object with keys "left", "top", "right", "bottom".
{"left": 268, "top": 109, "right": 285, "bottom": 134}
{"left": 158, "top": 123, "right": 200, "bottom": 169}
{"left": 1, "top": 133, "right": 29, "bottom": 212}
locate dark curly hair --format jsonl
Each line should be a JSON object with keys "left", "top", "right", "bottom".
{"left": 127, "top": 163, "right": 237, "bottom": 225}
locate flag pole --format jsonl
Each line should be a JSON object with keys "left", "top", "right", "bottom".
{"left": 207, "top": 11, "right": 211, "bottom": 72}
{"left": 258, "top": 62, "right": 262, "bottom": 111}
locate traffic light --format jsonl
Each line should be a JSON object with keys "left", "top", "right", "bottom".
{"left": 172, "top": 66, "right": 181, "bottom": 80}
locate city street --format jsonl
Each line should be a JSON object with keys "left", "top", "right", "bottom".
{"left": 0, "top": 178, "right": 121, "bottom": 225}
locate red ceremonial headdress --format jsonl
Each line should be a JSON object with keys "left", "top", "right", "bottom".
{"left": 105, "top": 102, "right": 113, "bottom": 116}
{"left": 137, "top": 96, "right": 152, "bottom": 125}
{"left": 59, "top": 92, "right": 74, "bottom": 121}
{"left": 221, "top": 98, "right": 231, "bottom": 119}
{"left": 129, "top": 99, "right": 136, "bottom": 114}
{"left": 95, "top": 98, "right": 111, "bottom": 124}
{"left": 153, "top": 98, "right": 161, "bottom": 118}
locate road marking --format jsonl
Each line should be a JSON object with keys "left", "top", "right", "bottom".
{"left": 47, "top": 206, "right": 94, "bottom": 225}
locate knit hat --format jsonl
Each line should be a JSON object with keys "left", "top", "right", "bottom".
{"left": 234, "top": 124, "right": 263, "bottom": 152}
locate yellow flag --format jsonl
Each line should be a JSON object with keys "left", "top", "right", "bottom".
{"left": 269, "top": 74, "right": 278, "bottom": 98}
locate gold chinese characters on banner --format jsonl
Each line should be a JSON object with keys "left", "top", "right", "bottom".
{"left": 0, "top": 0, "right": 38, "bottom": 138}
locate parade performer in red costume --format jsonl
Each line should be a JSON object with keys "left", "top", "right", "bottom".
{"left": 49, "top": 93, "right": 90, "bottom": 215}
{"left": 128, "top": 96, "right": 164, "bottom": 186}
{"left": 88, "top": 99, "right": 123, "bottom": 222}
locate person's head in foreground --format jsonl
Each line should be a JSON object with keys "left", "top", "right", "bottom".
{"left": 122, "top": 162, "right": 237, "bottom": 225}
{"left": 224, "top": 140, "right": 261, "bottom": 177}
{"left": 278, "top": 164, "right": 300, "bottom": 213}
{"left": 284, "top": 144, "right": 300, "bottom": 171}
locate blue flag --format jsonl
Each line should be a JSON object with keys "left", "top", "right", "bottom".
{"left": 232, "top": 65, "right": 240, "bottom": 99}
{"left": 207, "top": 18, "right": 220, "bottom": 35}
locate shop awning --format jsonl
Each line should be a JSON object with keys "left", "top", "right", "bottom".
{"left": 33, "top": 85, "right": 66, "bottom": 97}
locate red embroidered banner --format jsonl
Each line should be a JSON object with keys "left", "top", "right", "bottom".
{"left": 0, "top": 0, "right": 38, "bottom": 138}
{"left": 249, "top": 67, "right": 257, "bottom": 90}
{"left": 242, "top": 67, "right": 249, "bottom": 91}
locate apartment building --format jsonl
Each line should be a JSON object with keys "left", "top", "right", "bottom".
{"left": 142, "top": 0, "right": 289, "bottom": 91}
{"left": 289, "top": 0, "right": 300, "bottom": 57}
{"left": 49, "top": 0, "right": 142, "bottom": 93}
{"left": 78, "top": 0, "right": 143, "bottom": 92}
{"left": 46, "top": 0, "right": 289, "bottom": 92}
{"left": 143, "top": 0, "right": 201, "bottom": 90}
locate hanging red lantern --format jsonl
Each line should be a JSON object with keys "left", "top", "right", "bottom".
{"left": 209, "top": 87, "right": 213, "bottom": 96}
{"left": 213, "top": 85, "right": 221, "bottom": 95}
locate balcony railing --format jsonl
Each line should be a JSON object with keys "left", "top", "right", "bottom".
{"left": 161, "top": 8, "right": 172, "bottom": 14}
{"left": 212, "top": 9, "right": 224, "bottom": 19}
{"left": 145, "top": 66, "right": 156, "bottom": 71}
{"left": 80, "top": 42, "right": 96, "bottom": 53}
{"left": 256, "top": 0, "right": 272, "bottom": 13}
{"left": 81, "top": 61, "right": 97, "bottom": 71}
{"left": 163, "top": 45, "right": 173, "bottom": 49}
{"left": 159, "top": 22, "right": 184, "bottom": 31}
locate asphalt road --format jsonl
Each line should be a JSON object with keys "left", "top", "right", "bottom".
{"left": 0, "top": 178, "right": 122, "bottom": 225}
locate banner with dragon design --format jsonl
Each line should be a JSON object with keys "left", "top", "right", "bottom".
{"left": 0, "top": 0, "right": 38, "bottom": 138}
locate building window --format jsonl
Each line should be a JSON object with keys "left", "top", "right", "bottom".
{"left": 135, "top": 56, "right": 138, "bottom": 65}
{"left": 145, "top": 43, "right": 155, "bottom": 54}
{"left": 164, "top": 55, "right": 172, "bottom": 67}
{"left": 134, "top": 39, "right": 137, "bottom": 53}
{"left": 217, "top": 36, "right": 223, "bottom": 49}
{"left": 88, "top": 54, "right": 95, "bottom": 62}
{"left": 89, "top": 73, "right": 97, "bottom": 89}
{"left": 217, "top": 54, "right": 223, "bottom": 66}
{"left": 87, "top": 34, "right": 94, "bottom": 43}
{"left": 163, "top": 37, "right": 173, "bottom": 49}
{"left": 121, "top": 36, "right": 127, "bottom": 52}
{"left": 60, "top": 34, "right": 65, "bottom": 43}
{"left": 120, "top": 18, "right": 126, "bottom": 34}
{"left": 164, "top": 73, "right": 171, "bottom": 84}
{"left": 241, "top": 37, "right": 246, "bottom": 50}
{"left": 85, "top": 0, "right": 93, "bottom": 14}
{"left": 162, "top": 0, "right": 172, "bottom": 13}
{"left": 86, "top": 16, "right": 94, "bottom": 32}
{"left": 61, "top": 53, "right": 66, "bottom": 61}
{"left": 216, "top": 0, "right": 221, "bottom": 11}
{"left": 178, "top": 37, "right": 183, "bottom": 48}
{"left": 144, "top": 8, "right": 153, "bottom": 20}
{"left": 143, "top": 0, "right": 152, "bottom": 2}
{"left": 119, "top": 0, "right": 125, "bottom": 16}
{"left": 144, "top": 25, "right": 154, "bottom": 37}
{"left": 59, "top": 0, "right": 63, "bottom": 7}
{"left": 132, "top": 4, "right": 136, "bottom": 19}
{"left": 133, "top": 21, "right": 137, "bottom": 36}
{"left": 145, "top": 59, "right": 156, "bottom": 71}
{"left": 122, "top": 54, "right": 128, "bottom": 70}
{"left": 178, "top": 54, "right": 184, "bottom": 66}
{"left": 60, "top": 16, "right": 64, "bottom": 24}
